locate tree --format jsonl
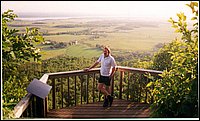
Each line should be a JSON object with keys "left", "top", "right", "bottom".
{"left": 2, "top": 10, "right": 44, "bottom": 119}
{"left": 2, "top": 10, "right": 44, "bottom": 68}
{"left": 149, "top": 2, "right": 198, "bottom": 117}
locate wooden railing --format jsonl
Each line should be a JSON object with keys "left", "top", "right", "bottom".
{"left": 13, "top": 66, "right": 162, "bottom": 118}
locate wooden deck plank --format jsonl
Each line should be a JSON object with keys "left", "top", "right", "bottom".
{"left": 47, "top": 99, "right": 151, "bottom": 119}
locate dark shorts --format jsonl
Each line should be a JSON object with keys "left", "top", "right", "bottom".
{"left": 99, "top": 75, "right": 111, "bottom": 86}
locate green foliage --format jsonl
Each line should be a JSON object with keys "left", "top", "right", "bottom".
{"left": 2, "top": 10, "right": 44, "bottom": 68}
{"left": 152, "top": 43, "right": 172, "bottom": 71}
{"left": 149, "top": 2, "right": 198, "bottom": 117}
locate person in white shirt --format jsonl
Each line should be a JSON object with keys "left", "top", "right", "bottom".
{"left": 84, "top": 46, "right": 117, "bottom": 107}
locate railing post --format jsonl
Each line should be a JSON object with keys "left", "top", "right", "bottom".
{"left": 111, "top": 75, "right": 114, "bottom": 96}
{"left": 119, "top": 71, "right": 124, "bottom": 99}
{"left": 34, "top": 96, "right": 48, "bottom": 118}
{"left": 35, "top": 96, "right": 45, "bottom": 117}
{"left": 32, "top": 96, "right": 36, "bottom": 117}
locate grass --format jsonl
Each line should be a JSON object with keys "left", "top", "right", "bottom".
{"left": 40, "top": 44, "right": 102, "bottom": 60}
{"left": 43, "top": 34, "right": 91, "bottom": 42}
{"left": 83, "top": 28, "right": 179, "bottom": 51}
{"left": 40, "top": 48, "right": 67, "bottom": 60}
{"left": 65, "top": 44, "right": 102, "bottom": 58}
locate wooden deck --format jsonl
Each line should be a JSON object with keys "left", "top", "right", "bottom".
{"left": 47, "top": 99, "right": 151, "bottom": 119}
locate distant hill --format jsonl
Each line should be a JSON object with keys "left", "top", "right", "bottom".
{"left": 17, "top": 12, "right": 84, "bottom": 18}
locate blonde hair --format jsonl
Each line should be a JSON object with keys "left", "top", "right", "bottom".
{"left": 104, "top": 46, "right": 111, "bottom": 54}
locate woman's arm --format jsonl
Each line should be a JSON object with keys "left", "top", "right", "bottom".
{"left": 84, "top": 61, "right": 99, "bottom": 71}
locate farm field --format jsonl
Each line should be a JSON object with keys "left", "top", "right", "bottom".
{"left": 9, "top": 17, "right": 181, "bottom": 59}
{"left": 40, "top": 44, "right": 102, "bottom": 60}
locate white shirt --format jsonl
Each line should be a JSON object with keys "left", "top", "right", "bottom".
{"left": 97, "top": 54, "right": 117, "bottom": 76}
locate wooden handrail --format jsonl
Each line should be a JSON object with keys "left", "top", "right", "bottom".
{"left": 116, "top": 66, "right": 163, "bottom": 75}
{"left": 12, "top": 66, "right": 162, "bottom": 118}
{"left": 47, "top": 68, "right": 100, "bottom": 79}
{"left": 13, "top": 93, "right": 32, "bottom": 118}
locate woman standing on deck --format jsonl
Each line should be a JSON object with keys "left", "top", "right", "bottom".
{"left": 84, "top": 46, "right": 117, "bottom": 107}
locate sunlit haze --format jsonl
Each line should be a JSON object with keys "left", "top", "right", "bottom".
{"left": 1, "top": 1, "right": 195, "bottom": 20}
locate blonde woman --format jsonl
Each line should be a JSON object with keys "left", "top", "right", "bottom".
{"left": 84, "top": 46, "right": 117, "bottom": 107}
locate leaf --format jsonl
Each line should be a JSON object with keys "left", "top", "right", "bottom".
{"left": 175, "top": 29, "right": 181, "bottom": 33}
{"left": 172, "top": 25, "right": 178, "bottom": 28}
{"left": 146, "top": 81, "right": 153, "bottom": 87}
{"left": 183, "top": 14, "right": 186, "bottom": 21}
{"left": 10, "top": 51, "right": 16, "bottom": 59}
{"left": 191, "top": 17, "right": 197, "bottom": 20}
{"left": 193, "top": 2, "right": 198, "bottom": 7}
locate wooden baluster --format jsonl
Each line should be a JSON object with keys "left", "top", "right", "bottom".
{"left": 81, "top": 75, "right": 83, "bottom": 104}
{"left": 151, "top": 78, "right": 154, "bottom": 104}
{"left": 92, "top": 73, "right": 95, "bottom": 103}
{"left": 52, "top": 79, "right": 56, "bottom": 109}
{"left": 98, "top": 75, "right": 101, "bottom": 102}
{"left": 119, "top": 71, "right": 124, "bottom": 99}
{"left": 61, "top": 78, "right": 63, "bottom": 108}
{"left": 74, "top": 76, "right": 77, "bottom": 106}
{"left": 36, "top": 96, "right": 45, "bottom": 117}
{"left": 145, "top": 77, "right": 148, "bottom": 103}
{"left": 67, "top": 76, "right": 70, "bottom": 106}
{"left": 27, "top": 100, "right": 32, "bottom": 117}
{"left": 45, "top": 96, "right": 48, "bottom": 117}
{"left": 111, "top": 74, "right": 114, "bottom": 96}
{"left": 22, "top": 108, "right": 27, "bottom": 118}
{"left": 139, "top": 74, "right": 141, "bottom": 102}
{"left": 86, "top": 74, "right": 89, "bottom": 104}
{"left": 127, "top": 72, "right": 130, "bottom": 100}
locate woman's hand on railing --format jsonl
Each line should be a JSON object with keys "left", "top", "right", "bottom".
{"left": 83, "top": 68, "right": 90, "bottom": 72}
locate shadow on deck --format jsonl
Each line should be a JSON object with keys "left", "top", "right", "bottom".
{"left": 47, "top": 99, "right": 151, "bottom": 119}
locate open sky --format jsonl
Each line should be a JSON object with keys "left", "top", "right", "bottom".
{"left": 1, "top": 1, "right": 195, "bottom": 20}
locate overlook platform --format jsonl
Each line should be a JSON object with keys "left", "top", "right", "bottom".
{"left": 13, "top": 66, "right": 162, "bottom": 119}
